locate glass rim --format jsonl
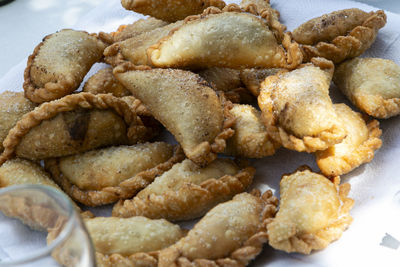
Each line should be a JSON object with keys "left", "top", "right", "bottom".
{"left": 0, "top": 184, "right": 77, "bottom": 265}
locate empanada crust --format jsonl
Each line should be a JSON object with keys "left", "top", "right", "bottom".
{"left": 267, "top": 167, "right": 354, "bottom": 254}
{"left": 114, "top": 65, "right": 234, "bottom": 166}
{"left": 295, "top": 9, "right": 387, "bottom": 63}
{"left": 158, "top": 190, "right": 278, "bottom": 266}
{"left": 45, "top": 144, "right": 184, "bottom": 206}
{"left": 83, "top": 67, "right": 131, "bottom": 97}
{"left": 258, "top": 58, "right": 345, "bottom": 152}
{"left": 147, "top": 5, "right": 302, "bottom": 69}
{"left": 316, "top": 104, "right": 382, "bottom": 177}
{"left": 112, "top": 158, "right": 254, "bottom": 221}
{"left": 121, "top": 0, "right": 226, "bottom": 22}
{"left": 240, "top": 68, "right": 281, "bottom": 96}
{"left": 334, "top": 57, "right": 400, "bottom": 118}
{"left": 0, "top": 93, "right": 151, "bottom": 165}
{"left": 24, "top": 29, "right": 106, "bottom": 103}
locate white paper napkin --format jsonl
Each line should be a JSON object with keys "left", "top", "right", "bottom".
{"left": 1, "top": 0, "right": 400, "bottom": 266}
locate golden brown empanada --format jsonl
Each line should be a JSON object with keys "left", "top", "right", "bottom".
{"left": 240, "top": 68, "right": 280, "bottom": 96}
{"left": 293, "top": 8, "right": 387, "bottom": 63}
{"left": 334, "top": 57, "right": 400, "bottom": 118}
{"left": 158, "top": 190, "right": 277, "bottom": 266}
{"left": 114, "top": 65, "right": 234, "bottom": 166}
{"left": 198, "top": 67, "right": 242, "bottom": 92}
{"left": 121, "top": 0, "right": 226, "bottom": 22}
{"left": 0, "top": 91, "right": 36, "bottom": 151}
{"left": 267, "top": 167, "right": 354, "bottom": 254}
{"left": 83, "top": 67, "right": 130, "bottom": 97}
{"left": 147, "top": 5, "right": 302, "bottom": 69}
{"left": 45, "top": 143, "right": 184, "bottom": 206}
{"left": 112, "top": 158, "right": 254, "bottom": 221}
{"left": 0, "top": 93, "right": 155, "bottom": 164}
{"left": 225, "top": 104, "right": 279, "bottom": 158}
{"left": 112, "top": 17, "right": 169, "bottom": 42}
{"left": 316, "top": 104, "right": 382, "bottom": 177}
{"left": 104, "top": 20, "right": 184, "bottom": 67}
{"left": 24, "top": 29, "right": 106, "bottom": 103}
{"left": 258, "top": 58, "right": 346, "bottom": 152}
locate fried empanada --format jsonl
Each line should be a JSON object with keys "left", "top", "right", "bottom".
{"left": 334, "top": 57, "right": 400, "bottom": 118}
{"left": 45, "top": 143, "right": 184, "bottom": 206}
{"left": 225, "top": 104, "right": 279, "bottom": 158}
{"left": 258, "top": 58, "right": 346, "bottom": 152}
{"left": 316, "top": 104, "right": 382, "bottom": 177}
{"left": 121, "top": 0, "right": 226, "bottom": 22}
{"left": 112, "top": 158, "right": 254, "bottom": 221}
{"left": 293, "top": 9, "right": 387, "bottom": 63}
{"left": 112, "top": 17, "right": 169, "bottom": 42}
{"left": 114, "top": 65, "right": 234, "bottom": 166}
{"left": 24, "top": 29, "right": 106, "bottom": 103}
{"left": 147, "top": 5, "right": 302, "bottom": 69}
{"left": 267, "top": 167, "right": 354, "bottom": 254}
{"left": 198, "top": 67, "right": 242, "bottom": 92}
{"left": 83, "top": 67, "right": 130, "bottom": 97}
{"left": 104, "top": 20, "right": 184, "bottom": 67}
{"left": 0, "top": 91, "right": 36, "bottom": 151}
{"left": 240, "top": 68, "right": 280, "bottom": 96}
{"left": 0, "top": 93, "right": 155, "bottom": 164}
{"left": 158, "top": 190, "right": 278, "bottom": 266}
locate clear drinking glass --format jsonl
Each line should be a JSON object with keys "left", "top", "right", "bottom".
{"left": 0, "top": 185, "right": 95, "bottom": 266}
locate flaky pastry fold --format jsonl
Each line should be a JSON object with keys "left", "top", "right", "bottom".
{"left": 44, "top": 144, "right": 184, "bottom": 206}
{"left": 293, "top": 8, "right": 387, "bottom": 63}
{"left": 24, "top": 29, "right": 106, "bottom": 103}
{"left": 316, "top": 104, "right": 382, "bottom": 177}
{"left": 258, "top": 58, "right": 346, "bottom": 152}
{"left": 267, "top": 166, "right": 354, "bottom": 254}
{"left": 112, "top": 158, "right": 254, "bottom": 221}
{"left": 147, "top": 4, "right": 302, "bottom": 69}
{"left": 0, "top": 93, "right": 151, "bottom": 165}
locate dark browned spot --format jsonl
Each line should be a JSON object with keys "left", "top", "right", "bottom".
{"left": 63, "top": 109, "right": 90, "bottom": 141}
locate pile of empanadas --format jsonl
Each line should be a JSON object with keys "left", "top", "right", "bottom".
{"left": 1, "top": 0, "right": 399, "bottom": 266}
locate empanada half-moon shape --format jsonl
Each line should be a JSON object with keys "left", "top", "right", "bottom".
{"left": 24, "top": 29, "right": 106, "bottom": 103}
{"left": 293, "top": 8, "right": 387, "bottom": 63}
{"left": 258, "top": 58, "right": 346, "bottom": 152}
{"left": 0, "top": 93, "right": 151, "bottom": 165}
{"left": 316, "top": 104, "right": 382, "bottom": 177}
{"left": 0, "top": 91, "right": 36, "bottom": 152}
{"left": 121, "top": 0, "right": 226, "bottom": 22}
{"left": 158, "top": 190, "right": 278, "bottom": 266}
{"left": 225, "top": 104, "right": 280, "bottom": 158}
{"left": 334, "top": 57, "right": 400, "bottom": 119}
{"left": 267, "top": 167, "right": 354, "bottom": 254}
{"left": 147, "top": 5, "right": 302, "bottom": 69}
{"left": 112, "top": 158, "right": 254, "bottom": 221}
{"left": 45, "top": 143, "right": 184, "bottom": 206}
{"left": 114, "top": 65, "right": 234, "bottom": 166}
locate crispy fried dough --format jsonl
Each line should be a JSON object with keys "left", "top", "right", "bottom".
{"left": 316, "top": 104, "right": 382, "bottom": 177}
{"left": 24, "top": 29, "right": 106, "bottom": 103}
{"left": 258, "top": 58, "right": 346, "bottom": 152}
{"left": 147, "top": 5, "right": 302, "bottom": 69}
{"left": 294, "top": 9, "right": 387, "bottom": 63}
{"left": 121, "top": 0, "right": 226, "bottom": 22}
{"left": 0, "top": 91, "right": 36, "bottom": 151}
{"left": 113, "top": 17, "right": 169, "bottom": 42}
{"left": 83, "top": 67, "right": 130, "bottom": 97}
{"left": 240, "top": 68, "right": 280, "bottom": 96}
{"left": 45, "top": 143, "right": 184, "bottom": 206}
{"left": 225, "top": 104, "right": 279, "bottom": 158}
{"left": 334, "top": 57, "right": 400, "bottom": 118}
{"left": 112, "top": 158, "right": 254, "bottom": 221}
{"left": 114, "top": 65, "right": 234, "bottom": 166}
{"left": 158, "top": 190, "right": 278, "bottom": 266}
{"left": 267, "top": 167, "right": 354, "bottom": 254}
{"left": 0, "top": 93, "right": 155, "bottom": 164}
{"left": 198, "top": 67, "right": 242, "bottom": 92}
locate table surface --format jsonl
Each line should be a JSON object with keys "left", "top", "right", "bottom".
{"left": 0, "top": 0, "right": 399, "bottom": 80}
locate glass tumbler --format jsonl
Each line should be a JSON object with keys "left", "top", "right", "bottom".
{"left": 0, "top": 185, "right": 95, "bottom": 266}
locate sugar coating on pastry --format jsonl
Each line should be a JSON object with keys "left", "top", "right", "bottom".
{"left": 316, "top": 104, "right": 382, "bottom": 177}
{"left": 267, "top": 167, "right": 354, "bottom": 254}
{"left": 258, "top": 58, "right": 345, "bottom": 152}
{"left": 334, "top": 57, "right": 400, "bottom": 118}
